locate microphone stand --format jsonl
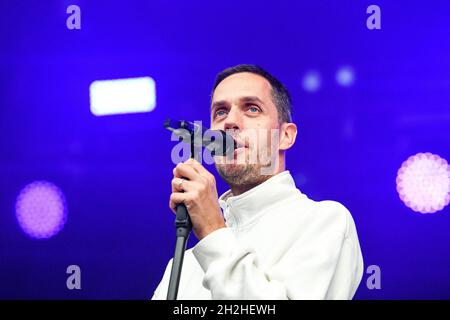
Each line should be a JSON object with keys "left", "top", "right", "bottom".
{"left": 164, "top": 120, "right": 197, "bottom": 300}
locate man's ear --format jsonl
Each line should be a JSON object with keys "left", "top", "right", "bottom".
{"left": 279, "top": 122, "right": 297, "bottom": 151}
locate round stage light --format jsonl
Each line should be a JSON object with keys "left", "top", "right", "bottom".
{"left": 302, "top": 71, "right": 321, "bottom": 92}
{"left": 15, "top": 181, "right": 68, "bottom": 239}
{"left": 336, "top": 66, "right": 355, "bottom": 87}
{"left": 396, "top": 153, "right": 450, "bottom": 214}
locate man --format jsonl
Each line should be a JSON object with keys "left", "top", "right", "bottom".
{"left": 152, "top": 64, "right": 364, "bottom": 300}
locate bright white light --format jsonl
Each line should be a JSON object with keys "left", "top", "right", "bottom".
{"left": 302, "top": 71, "right": 321, "bottom": 92}
{"left": 336, "top": 66, "right": 355, "bottom": 87}
{"left": 89, "top": 77, "right": 156, "bottom": 116}
{"left": 396, "top": 152, "right": 450, "bottom": 214}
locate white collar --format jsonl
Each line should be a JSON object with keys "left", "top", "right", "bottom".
{"left": 218, "top": 171, "right": 306, "bottom": 229}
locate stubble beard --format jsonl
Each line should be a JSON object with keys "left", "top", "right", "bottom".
{"left": 214, "top": 153, "right": 275, "bottom": 193}
{"left": 214, "top": 129, "right": 280, "bottom": 193}
{"left": 215, "top": 162, "right": 265, "bottom": 188}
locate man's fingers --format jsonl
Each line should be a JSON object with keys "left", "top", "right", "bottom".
{"left": 185, "top": 158, "right": 214, "bottom": 181}
{"left": 169, "top": 192, "right": 186, "bottom": 213}
{"left": 171, "top": 177, "right": 184, "bottom": 192}
{"left": 171, "top": 177, "right": 198, "bottom": 192}
{"left": 173, "top": 162, "right": 200, "bottom": 181}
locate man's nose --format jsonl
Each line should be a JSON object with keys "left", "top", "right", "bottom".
{"left": 224, "top": 107, "right": 242, "bottom": 131}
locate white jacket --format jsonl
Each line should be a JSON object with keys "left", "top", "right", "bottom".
{"left": 152, "top": 171, "right": 364, "bottom": 300}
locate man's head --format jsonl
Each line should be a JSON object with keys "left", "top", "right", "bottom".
{"left": 210, "top": 64, "right": 298, "bottom": 194}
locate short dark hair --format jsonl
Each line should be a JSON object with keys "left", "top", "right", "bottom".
{"left": 212, "top": 64, "right": 292, "bottom": 124}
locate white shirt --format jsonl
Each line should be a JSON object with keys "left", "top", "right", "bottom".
{"left": 152, "top": 171, "right": 364, "bottom": 300}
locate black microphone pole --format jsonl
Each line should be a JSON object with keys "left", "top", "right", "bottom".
{"left": 164, "top": 119, "right": 195, "bottom": 300}
{"left": 163, "top": 119, "right": 235, "bottom": 300}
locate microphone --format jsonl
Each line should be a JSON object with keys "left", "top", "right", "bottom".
{"left": 164, "top": 119, "right": 236, "bottom": 157}
{"left": 164, "top": 119, "right": 235, "bottom": 299}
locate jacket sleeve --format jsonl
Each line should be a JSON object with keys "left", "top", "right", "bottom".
{"left": 192, "top": 201, "right": 364, "bottom": 300}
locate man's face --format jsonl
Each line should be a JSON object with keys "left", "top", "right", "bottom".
{"left": 210, "top": 72, "right": 281, "bottom": 188}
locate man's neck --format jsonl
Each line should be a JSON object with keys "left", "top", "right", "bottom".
{"left": 229, "top": 174, "right": 274, "bottom": 196}
{"left": 227, "top": 159, "right": 286, "bottom": 196}
{"left": 229, "top": 183, "right": 258, "bottom": 197}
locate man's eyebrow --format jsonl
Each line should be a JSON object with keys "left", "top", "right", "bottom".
{"left": 239, "top": 96, "right": 264, "bottom": 105}
{"left": 211, "top": 100, "right": 229, "bottom": 110}
{"left": 211, "top": 96, "right": 264, "bottom": 111}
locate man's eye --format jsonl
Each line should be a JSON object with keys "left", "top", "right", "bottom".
{"left": 215, "top": 109, "right": 227, "bottom": 117}
{"left": 248, "top": 105, "right": 260, "bottom": 113}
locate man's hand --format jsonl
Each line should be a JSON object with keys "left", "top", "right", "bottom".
{"left": 169, "top": 158, "right": 226, "bottom": 240}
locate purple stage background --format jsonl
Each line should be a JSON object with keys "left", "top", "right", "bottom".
{"left": 1, "top": 1, "right": 449, "bottom": 299}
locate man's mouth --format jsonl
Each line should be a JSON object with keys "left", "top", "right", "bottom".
{"left": 234, "top": 146, "right": 246, "bottom": 153}
{"left": 233, "top": 138, "right": 247, "bottom": 149}
{"left": 232, "top": 138, "right": 247, "bottom": 156}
